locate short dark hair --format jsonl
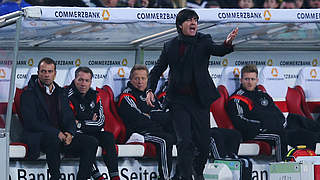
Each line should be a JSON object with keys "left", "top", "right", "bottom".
{"left": 38, "top": 57, "right": 56, "bottom": 71}
{"left": 241, "top": 64, "right": 258, "bottom": 78}
{"left": 75, "top": 66, "right": 93, "bottom": 79}
{"left": 129, "top": 64, "right": 148, "bottom": 80}
{"left": 176, "top": 9, "right": 199, "bottom": 34}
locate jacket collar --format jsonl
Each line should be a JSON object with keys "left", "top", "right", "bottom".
{"left": 27, "top": 74, "right": 60, "bottom": 118}
{"left": 27, "top": 74, "right": 60, "bottom": 91}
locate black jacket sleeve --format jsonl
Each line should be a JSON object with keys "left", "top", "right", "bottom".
{"left": 249, "top": 97, "right": 286, "bottom": 131}
{"left": 147, "top": 42, "right": 169, "bottom": 93}
{"left": 78, "top": 98, "right": 105, "bottom": 134}
{"left": 227, "top": 98, "right": 262, "bottom": 140}
{"left": 58, "top": 88, "right": 77, "bottom": 136}
{"left": 206, "top": 34, "right": 234, "bottom": 57}
{"left": 118, "top": 94, "right": 160, "bottom": 132}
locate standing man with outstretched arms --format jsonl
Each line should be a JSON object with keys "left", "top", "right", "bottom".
{"left": 146, "top": 9, "right": 238, "bottom": 180}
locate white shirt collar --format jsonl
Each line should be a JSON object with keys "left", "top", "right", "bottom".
{"left": 45, "top": 84, "right": 55, "bottom": 95}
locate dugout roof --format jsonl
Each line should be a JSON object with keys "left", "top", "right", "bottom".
{"left": 0, "top": 7, "right": 320, "bottom": 51}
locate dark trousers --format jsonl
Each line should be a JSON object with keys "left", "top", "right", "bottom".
{"left": 255, "top": 129, "right": 288, "bottom": 161}
{"left": 286, "top": 128, "right": 319, "bottom": 150}
{"left": 40, "top": 133, "right": 98, "bottom": 180}
{"left": 89, "top": 131, "right": 119, "bottom": 178}
{"left": 143, "top": 131, "right": 175, "bottom": 180}
{"left": 286, "top": 113, "right": 320, "bottom": 150}
{"left": 170, "top": 101, "right": 210, "bottom": 180}
{"left": 209, "top": 128, "right": 242, "bottom": 158}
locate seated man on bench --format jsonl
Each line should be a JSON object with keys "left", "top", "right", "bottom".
{"left": 20, "top": 57, "right": 98, "bottom": 180}
{"left": 227, "top": 64, "right": 288, "bottom": 160}
{"left": 67, "top": 66, "right": 120, "bottom": 180}
{"left": 118, "top": 64, "right": 175, "bottom": 180}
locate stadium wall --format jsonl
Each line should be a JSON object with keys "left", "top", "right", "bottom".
{"left": 0, "top": 50, "right": 318, "bottom": 89}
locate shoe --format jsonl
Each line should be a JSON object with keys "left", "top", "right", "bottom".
{"left": 158, "top": 175, "right": 170, "bottom": 180}
{"left": 193, "top": 175, "right": 204, "bottom": 180}
{"left": 171, "top": 175, "right": 192, "bottom": 180}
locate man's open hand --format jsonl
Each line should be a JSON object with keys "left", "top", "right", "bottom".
{"left": 226, "top": 27, "right": 239, "bottom": 45}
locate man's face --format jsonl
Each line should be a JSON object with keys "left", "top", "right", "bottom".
{"left": 264, "top": 0, "right": 279, "bottom": 8}
{"left": 296, "top": 0, "right": 304, "bottom": 8}
{"left": 130, "top": 69, "right": 148, "bottom": 92}
{"left": 280, "top": 2, "right": 296, "bottom": 8}
{"left": 309, "top": 0, "right": 320, "bottom": 8}
{"left": 38, "top": 62, "right": 56, "bottom": 86}
{"left": 101, "top": 0, "right": 119, "bottom": 7}
{"left": 240, "top": 72, "right": 258, "bottom": 91}
{"left": 74, "top": 71, "right": 92, "bottom": 95}
{"left": 238, "top": 0, "right": 254, "bottom": 8}
{"left": 180, "top": 17, "right": 198, "bottom": 37}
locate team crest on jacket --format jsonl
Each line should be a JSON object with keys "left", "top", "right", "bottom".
{"left": 140, "top": 95, "right": 146, "bottom": 101}
{"left": 260, "top": 98, "right": 269, "bottom": 106}
{"left": 90, "top": 101, "right": 95, "bottom": 108}
{"left": 79, "top": 104, "right": 85, "bottom": 111}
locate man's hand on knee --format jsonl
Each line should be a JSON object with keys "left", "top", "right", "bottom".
{"left": 58, "top": 131, "right": 66, "bottom": 142}
{"left": 64, "top": 132, "right": 73, "bottom": 145}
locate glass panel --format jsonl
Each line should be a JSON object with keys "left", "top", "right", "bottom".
{"left": 1, "top": 20, "right": 319, "bottom": 48}
{"left": 0, "top": 45, "right": 14, "bottom": 130}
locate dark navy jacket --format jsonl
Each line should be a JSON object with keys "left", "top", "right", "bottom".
{"left": 20, "top": 75, "right": 76, "bottom": 159}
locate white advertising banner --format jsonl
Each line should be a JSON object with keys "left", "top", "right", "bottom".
{"left": 9, "top": 159, "right": 271, "bottom": 180}
{"left": 24, "top": 7, "right": 320, "bottom": 24}
{"left": 269, "top": 162, "right": 314, "bottom": 180}
{"left": 9, "top": 159, "right": 161, "bottom": 180}
{"left": 251, "top": 164, "right": 269, "bottom": 180}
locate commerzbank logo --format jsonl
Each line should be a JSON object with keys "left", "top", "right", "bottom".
{"left": 264, "top": 10, "right": 271, "bottom": 21}
{"left": 0, "top": 69, "right": 6, "bottom": 78}
{"left": 222, "top": 58, "right": 228, "bottom": 66}
{"left": 75, "top": 59, "right": 81, "bottom": 67}
{"left": 233, "top": 68, "right": 240, "bottom": 78}
{"left": 271, "top": 68, "right": 278, "bottom": 77}
{"left": 118, "top": 68, "right": 125, "bottom": 77}
{"left": 122, "top": 58, "right": 128, "bottom": 66}
{"left": 28, "top": 58, "right": 34, "bottom": 66}
{"left": 310, "top": 69, "right": 317, "bottom": 79}
{"left": 102, "top": 10, "right": 110, "bottom": 20}
{"left": 267, "top": 59, "right": 273, "bottom": 66}
{"left": 312, "top": 58, "right": 318, "bottom": 66}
